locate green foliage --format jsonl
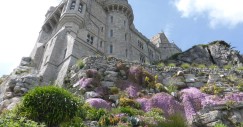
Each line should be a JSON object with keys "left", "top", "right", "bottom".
{"left": 197, "top": 64, "right": 206, "bottom": 69}
{"left": 20, "top": 86, "right": 80, "bottom": 126}
{"left": 200, "top": 84, "right": 223, "bottom": 95}
{"left": 166, "top": 85, "right": 178, "bottom": 94}
{"left": 168, "top": 63, "right": 176, "bottom": 67}
{"left": 214, "top": 123, "right": 227, "bottom": 127}
{"left": 209, "top": 64, "right": 218, "bottom": 69}
{"left": 225, "top": 100, "right": 236, "bottom": 110}
{"left": 158, "top": 113, "right": 188, "bottom": 127}
{"left": 60, "top": 117, "right": 85, "bottom": 127}
{"left": 143, "top": 108, "right": 164, "bottom": 125}
{"left": 237, "top": 81, "right": 243, "bottom": 91}
{"left": 209, "top": 40, "right": 231, "bottom": 48}
{"left": 113, "top": 106, "right": 144, "bottom": 116}
{"left": 157, "top": 62, "right": 165, "bottom": 68}
{"left": 0, "top": 79, "right": 3, "bottom": 85}
{"left": 119, "top": 97, "right": 141, "bottom": 109}
{"left": 85, "top": 105, "right": 108, "bottom": 121}
{"left": 98, "top": 114, "right": 120, "bottom": 126}
{"left": 181, "top": 63, "right": 191, "bottom": 69}
{"left": 76, "top": 59, "right": 85, "bottom": 69}
{"left": 109, "top": 87, "right": 120, "bottom": 94}
{"left": 236, "top": 122, "right": 243, "bottom": 127}
{"left": 223, "top": 64, "right": 232, "bottom": 70}
{"left": 237, "top": 66, "right": 243, "bottom": 71}
{"left": 0, "top": 110, "right": 46, "bottom": 127}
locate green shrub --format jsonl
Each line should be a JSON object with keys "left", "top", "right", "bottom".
{"left": 237, "top": 81, "right": 243, "bottom": 91}
{"left": 209, "top": 64, "right": 218, "bottom": 69}
{"left": 113, "top": 106, "right": 144, "bottom": 116}
{"left": 0, "top": 110, "right": 46, "bottom": 127}
{"left": 76, "top": 59, "right": 85, "bottom": 69}
{"left": 86, "top": 106, "right": 107, "bottom": 121}
{"left": 168, "top": 63, "right": 176, "bottom": 67}
{"left": 98, "top": 114, "right": 120, "bottom": 126}
{"left": 166, "top": 85, "right": 178, "bottom": 94}
{"left": 181, "top": 63, "right": 190, "bottom": 69}
{"left": 119, "top": 97, "right": 141, "bottom": 109}
{"left": 197, "top": 64, "right": 206, "bottom": 69}
{"left": 109, "top": 87, "right": 120, "bottom": 94}
{"left": 60, "top": 117, "right": 85, "bottom": 127}
{"left": 20, "top": 86, "right": 80, "bottom": 127}
{"left": 157, "top": 62, "right": 165, "bottom": 68}
{"left": 200, "top": 84, "right": 223, "bottom": 95}
{"left": 223, "top": 64, "right": 232, "bottom": 70}
{"left": 158, "top": 113, "right": 188, "bottom": 127}
{"left": 237, "top": 66, "right": 243, "bottom": 71}
{"left": 214, "top": 123, "right": 227, "bottom": 127}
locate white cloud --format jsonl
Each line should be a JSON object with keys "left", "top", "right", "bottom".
{"left": 174, "top": 0, "right": 243, "bottom": 28}
{"left": 0, "top": 0, "right": 60, "bottom": 76}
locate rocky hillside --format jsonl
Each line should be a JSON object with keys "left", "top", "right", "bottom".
{"left": 1, "top": 42, "right": 243, "bottom": 127}
{"left": 167, "top": 40, "right": 243, "bottom": 67}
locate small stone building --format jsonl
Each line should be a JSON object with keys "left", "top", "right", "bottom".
{"left": 30, "top": 0, "right": 181, "bottom": 84}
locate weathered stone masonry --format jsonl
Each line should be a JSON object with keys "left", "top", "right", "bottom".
{"left": 30, "top": 0, "right": 181, "bottom": 84}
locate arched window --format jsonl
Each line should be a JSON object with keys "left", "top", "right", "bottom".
{"left": 70, "top": 1, "right": 76, "bottom": 10}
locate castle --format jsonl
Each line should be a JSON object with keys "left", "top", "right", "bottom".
{"left": 30, "top": 0, "right": 181, "bottom": 84}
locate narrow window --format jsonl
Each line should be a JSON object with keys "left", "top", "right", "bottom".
{"left": 101, "top": 27, "right": 104, "bottom": 32}
{"left": 140, "top": 54, "right": 145, "bottom": 63}
{"left": 63, "top": 49, "right": 67, "bottom": 59}
{"left": 124, "top": 20, "right": 126, "bottom": 26}
{"left": 110, "top": 29, "right": 113, "bottom": 37}
{"left": 87, "top": 34, "right": 94, "bottom": 45}
{"left": 70, "top": 1, "right": 76, "bottom": 10}
{"left": 78, "top": 3, "right": 83, "bottom": 13}
{"left": 100, "top": 41, "right": 102, "bottom": 48}
{"left": 110, "top": 45, "right": 113, "bottom": 54}
{"left": 111, "top": 16, "right": 113, "bottom": 23}
{"left": 125, "top": 33, "right": 127, "bottom": 41}
{"left": 126, "top": 49, "right": 128, "bottom": 57}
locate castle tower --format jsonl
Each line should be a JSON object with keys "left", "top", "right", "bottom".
{"left": 151, "top": 33, "right": 182, "bottom": 60}
{"left": 103, "top": 0, "right": 134, "bottom": 60}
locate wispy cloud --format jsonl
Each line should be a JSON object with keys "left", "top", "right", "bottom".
{"left": 173, "top": 0, "right": 243, "bottom": 28}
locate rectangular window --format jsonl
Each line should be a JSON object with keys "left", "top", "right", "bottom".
{"left": 124, "top": 20, "right": 126, "bottom": 26}
{"left": 100, "top": 41, "right": 102, "bottom": 48}
{"left": 140, "top": 54, "right": 145, "bottom": 63}
{"left": 87, "top": 34, "right": 94, "bottom": 45}
{"left": 101, "top": 27, "right": 104, "bottom": 32}
{"left": 111, "top": 16, "right": 113, "bottom": 23}
{"left": 110, "top": 29, "right": 113, "bottom": 37}
{"left": 138, "top": 40, "right": 143, "bottom": 50}
{"left": 148, "top": 49, "right": 153, "bottom": 58}
{"left": 126, "top": 49, "right": 128, "bottom": 57}
{"left": 110, "top": 45, "right": 113, "bottom": 54}
{"left": 70, "top": 1, "right": 76, "bottom": 10}
{"left": 125, "top": 33, "right": 127, "bottom": 41}
{"left": 78, "top": 3, "right": 83, "bottom": 13}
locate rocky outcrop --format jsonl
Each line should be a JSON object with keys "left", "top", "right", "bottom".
{"left": 168, "top": 41, "right": 243, "bottom": 67}
{"left": 0, "top": 57, "right": 41, "bottom": 113}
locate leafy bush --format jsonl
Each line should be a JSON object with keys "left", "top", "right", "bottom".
{"left": 223, "top": 64, "right": 232, "bottom": 70}
{"left": 113, "top": 106, "right": 144, "bottom": 116}
{"left": 166, "top": 85, "right": 178, "bottom": 94}
{"left": 214, "top": 123, "right": 227, "bottom": 127}
{"left": 76, "top": 59, "right": 85, "bottom": 69}
{"left": 119, "top": 97, "right": 141, "bottom": 109}
{"left": 20, "top": 86, "right": 80, "bottom": 126}
{"left": 158, "top": 113, "right": 188, "bottom": 127}
{"left": 98, "top": 114, "right": 120, "bottom": 126}
{"left": 200, "top": 84, "right": 223, "bottom": 95}
{"left": 60, "top": 117, "right": 85, "bottom": 127}
{"left": 0, "top": 110, "right": 46, "bottom": 127}
{"left": 157, "top": 62, "right": 165, "bottom": 68}
{"left": 237, "top": 81, "right": 243, "bottom": 91}
{"left": 209, "top": 64, "right": 218, "bottom": 69}
{"left": 181, "top": 63, "right": 190, "bottom": 69}
{"left": 197, "top": 64, "right": 206, "bottom": 69}
{"left": 168, "top": 63, "right": 176, "bottom": 67}
{"left": 85, "top": 105, "right": 108, "bottom": 121}
{"left": 109, "top": 87, "right": 119, "bottom": 94}
{"left": 237, "top": 66, "right": 243, "bottom": 71}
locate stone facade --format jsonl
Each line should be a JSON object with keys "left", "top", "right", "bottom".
{"left": 30, "top": 0, "right": 181, "bottom": 84}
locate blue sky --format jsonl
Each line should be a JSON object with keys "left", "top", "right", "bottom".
{"left": 0, "top": 0, "right": 243, "bottom": 76}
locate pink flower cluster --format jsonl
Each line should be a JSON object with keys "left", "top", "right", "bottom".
{"left": 180, "top": 87, "right": 206, "bottom": 121}
{"left": 136, "top": 92, "right": 184, "bottom": 117}
{"left": 128, "top": 66, "right": 143, "bottom": 84}
{"left": 117, "top": 80, "right": 141, "bottom": 98}
{"left": 85, "top": 98, "right": 111, "bottom": 109}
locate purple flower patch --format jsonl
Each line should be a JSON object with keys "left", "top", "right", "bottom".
{"left": 86, "top": 98, "right": 111, "bottom": 109}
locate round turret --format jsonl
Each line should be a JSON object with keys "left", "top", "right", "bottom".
{"left": 104, "top": 0, "right": 134, "bottom": 25}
